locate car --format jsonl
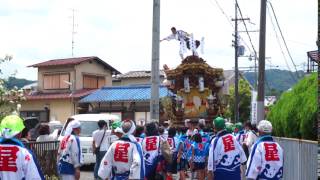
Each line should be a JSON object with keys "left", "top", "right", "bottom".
{"left": 23, "top": 117, "right": 64, "bottom": 141}
{"left": 59, "top": 114, "right": 120, "bottom": 165}
{"left": 47, "top": 121, "right": 63, "bottom": 140}
{"left": 48, "top": 120, "right": 63, "bottom": 133}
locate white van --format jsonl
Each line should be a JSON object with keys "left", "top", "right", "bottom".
{"left": 59, "top": 114, "right": 119, "bottom": 165}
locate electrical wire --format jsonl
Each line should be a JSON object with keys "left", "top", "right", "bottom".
{"left": 267, "top": 1, "right": 300, "bottom": 79}
{"left": 266, "top": 3, "right": 297, "bottom": 82}
{"left": 236, "top": 2, "right": 258, "bottom": 59}
{"left": 208, "top": 0, "right": 252, "bottom": 55}
{"left": 209, "top": 0, "right": 234, "bottom": 28}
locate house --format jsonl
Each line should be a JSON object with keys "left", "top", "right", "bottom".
{"left": 306, "top": 50, "right": 318, "bottom": 73}
{"left": 79, "top": 85, "right": 172, "bottom": 125}
{"left": 112, "top": 70, "right": 165, "bottom": 86}
{"left": 20, "top": 56, "right": 120, "bottom": 123}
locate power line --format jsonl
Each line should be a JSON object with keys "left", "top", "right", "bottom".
{"left": 267, "top": 1, "right": 300, "bottom": 79}
{"left": 208, "top": 0, "right": 255, "bottom": 56}
{"left": 266, "top": 3, "right": 297, "bottom": 82}
{"left": 236, "top": 2, "right": 258, "bottom": 58}
{"left": 209, "top": 0, "right": 234, "bottom": 28}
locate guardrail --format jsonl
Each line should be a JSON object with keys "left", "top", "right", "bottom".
{"left": 24, "top": 141, "right": 60, "bottom": 179}
{"left": 273, "top": 137, "right": 318, "bottom": 180}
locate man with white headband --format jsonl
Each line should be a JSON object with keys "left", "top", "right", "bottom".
{"left": 0, "top": 115, "right": 44, "bottom": 180}
{"left": 98, "top": 120, "right": 144, "bottom": 180}
{"left": 57, "top": 118, "right": 83, "bottom": 180}
{"left": 246, "top": 120, "right": 283, "bottom": 180}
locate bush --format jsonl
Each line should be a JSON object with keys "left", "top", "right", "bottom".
{"left": 267, "top": 73, "right": 317, "bottom": 140}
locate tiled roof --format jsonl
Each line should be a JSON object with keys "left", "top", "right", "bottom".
{"left": 117, "top": 70, "right": 165, "bottom": 79}
{"left": 28, "top": 56, "right": 121, "bottom": 74}
{"left": 307, "top": 50, "right": 319, "bottom": 63}
{"left": 79, "top": 85, "right": 172, "bottom": 103}
{"left": 25, "top": 89, "right": 96, "bottom": 100}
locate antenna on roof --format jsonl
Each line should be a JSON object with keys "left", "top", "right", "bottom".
{"left": 70, "top": 9, "right": 77, "bottom": 57}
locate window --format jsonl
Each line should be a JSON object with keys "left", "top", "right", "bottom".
{"left": 61, "top": 121, "right": 98, "bottom": 137}
{"left": 43, "top": 73, "right": 70, "bottom": 89}
{"left": 83, "top": 75, "right": 105, "bottom": 89}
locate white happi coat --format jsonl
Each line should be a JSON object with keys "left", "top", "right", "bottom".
{"left": 58, "top": 134, "right": 83, "bottom": 175}
{"left": 246, "top": 135, "right": 283, "bottom": 180}
{"left": 208, "top": 130, "right": 247, "bottom": 179}
{"left": 162, "top": 30, "right": 190, "bottom": 42}
{"left": 235, "top": 130, "right": 246, "bottom": 145}
{"left": 0, "top": 138, "right": 44, "bottom": 180}
{"left": 167, "top": 136, "right": 179, "bottom": 153}
{"left": 98, "top": 138, "right": 144, "bottom": 179}
{"left": 141, "top": 136, "right": 161, "bottom": 165}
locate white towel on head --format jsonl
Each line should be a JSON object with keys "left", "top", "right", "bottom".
{"left": 121, "top": 120, "right": 137, "bottom": 143}
{"left": 122, "top": 120, "right": 136, "bottom": 136}
{"left": 65, "top": 120, "right": 81, "bottom": 136}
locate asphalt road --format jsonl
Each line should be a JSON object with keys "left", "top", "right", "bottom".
{"left": 79, "top": 165, "right": 195, "bottom": 180}
{"left": 80, "top": 165, "right": 94, "bottom": 180}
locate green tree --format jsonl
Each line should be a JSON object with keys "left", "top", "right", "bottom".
{"left": 0, "top": 55, "right": 25, "bottom": 119}
{"left": 267, "top": 73, "right": 317, "bottom": 140}
{"left": 4, "top": 77, "right": 35, "bottom": 89}
{"left": 225, "top": 78, "right": 252, "bottom": 123}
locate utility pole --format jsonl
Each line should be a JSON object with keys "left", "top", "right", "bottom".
{"left": 234, "top": 0, "right": 239, "bottom": 123}
{"left": 231, "top": 0, "right": 249, "bottom": 123}
{"left": 150, "top": 0, "right": 160, "bottom": 123}
{"left": 257, "top": 0, "right": 267, "bottom": 124}
{"left": 253, "top": 54, "right": 258, "bottom": 89}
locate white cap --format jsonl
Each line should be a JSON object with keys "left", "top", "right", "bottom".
{"left": 257, "top": 120, "right": 272, "bottom": 133}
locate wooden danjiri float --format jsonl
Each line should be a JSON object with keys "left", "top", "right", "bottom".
{"left": 164, "top": 55, "right": 225, "bottom": 127}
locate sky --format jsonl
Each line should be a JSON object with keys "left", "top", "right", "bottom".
{"left": 0, "top": 0, "right": 317, "bottom": 80}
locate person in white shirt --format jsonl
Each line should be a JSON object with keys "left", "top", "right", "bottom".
{"left": 36, "top": 124, "right": 55, "bottom": 142}
{"left": 98, "top": 120, "right": 144, "bottom": 180}
{"left": 0, "top": 115, "right": 44, "bottom": 180}
{"left": 92, "top": 120, "right": 112, "bottom": 180}
{"left": 243, "top": 122, "right": 258, "bottom": 158}
{"left": 161, "top": 27, "right": 201, "bottom": 59}
{"left": 57, "top": 119, "right": 83, "bottom": 180}
{"left": 246, "top": 120, "right": 283, "bottom": 180}
{"left": 185, "top": 119, "right": 194, "bottom": 137}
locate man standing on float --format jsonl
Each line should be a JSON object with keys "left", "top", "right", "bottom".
{"left": 161, "top": 27, "right": 201, "bottom": 59}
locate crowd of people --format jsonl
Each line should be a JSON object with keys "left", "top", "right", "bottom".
{"left": 57, "top": 117, "right": 283, "bottom": 180}
{"left": 0, "top": 114, "right": 284, "bottom": 180}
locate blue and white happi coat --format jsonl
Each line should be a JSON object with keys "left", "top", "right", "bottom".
{"left": 246, "top": 135, "right": 283, "bottom": 180}
{"left": 0, "top": 138, "right": 44, "bottom": 180}
{"left": 58, "top": 134, "right": 83, "bottom": 175}
{"left": 98, "top": 137, "right": 144, "bottom": 180}
{"left": 191, "top": 141, "right": 208, "bottom": 163}
{"left": 208, "top": 130, "right": 247, "bottom": 180}
{"left": 235, "top": 130, "right": 246, "bottom": 145}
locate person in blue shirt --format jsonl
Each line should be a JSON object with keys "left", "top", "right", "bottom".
{"left": 190, "top": 133, "right": 207, "bottom": 180}
{"left": 176, "top": 127, "right": 189, "bottom": 180}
